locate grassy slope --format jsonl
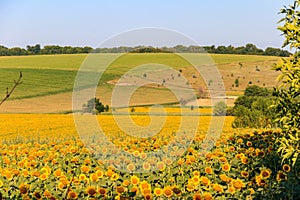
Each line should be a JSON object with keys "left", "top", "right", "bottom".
{"left": 0, "top": 53, "right": 281, "bottom": 113}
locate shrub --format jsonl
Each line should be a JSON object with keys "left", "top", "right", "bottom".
{"left": 83, "top": 98, "right": 109, "bottom": 114}
{"left": 232, "top": 85, "right": 275, "bottom": 128}
{"left": 214, "top": 101, "right": 227, "bottom": 116}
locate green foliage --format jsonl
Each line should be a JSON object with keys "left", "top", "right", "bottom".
{"left": 272, "top": 0, "right": 300, "bottom": 166}
{"left": 232, "top": 85, "right": 275, "bottom": 128}
{"left": 129, "top": 47, "right": 170, "bottom": 53}
{"left": 83, "top": 98, "right": 109, "bottom": 114}
{"left": 213, "top": 101, "right": 227, "bottom": 116}
{"left": 234, "top": 78, "right": 239, "bottom": 87}
{"left": 264, "top": 47, "right": 291, "bottom": 57}
{"left": 272, "top": 57, "right": 300, "bottom": 132}
{"left": 244, "top": 85, "right": 271, "bottom": 97}
{"left": 26, "top": 44, "right": 41, "bottom": 55}
{"left": 0, "top": 44, "right": 291, "bottom": 56}
{"left": 203, "top": 43, "right": 290, "bottom": 56}
{"left": 278, "top": 0, "right": 300, "bottom": 50}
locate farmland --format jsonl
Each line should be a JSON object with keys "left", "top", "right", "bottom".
{"left": 0, "top": 51, "right": 298, "bottom": 199}
{"left": 2, "top": 0, "right": 300, "bottom": 198}
{"left": 0, "top": 53, "right": 280, "bottom": 113}
{"left": 0, "top": 113, "right": 297, "bottom": 199}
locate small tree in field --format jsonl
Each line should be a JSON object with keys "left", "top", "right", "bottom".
{"left": 83, "top": 98, "right": 109, "bottom": 114}
{"left": 234, "top": 78, "right": 239, "bottom": 87}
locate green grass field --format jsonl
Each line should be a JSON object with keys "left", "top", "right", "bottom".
{"left": 0, "top": 53, "right": 281, "bottom": 113}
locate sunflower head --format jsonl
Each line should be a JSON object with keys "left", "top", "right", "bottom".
{"left": 193, "top": 193, "right": 202, "bottom": 200}
{"left": 283, "top": 164, "right": 291, "bottom": 172}
{"left": 202, "top": 192, "right": 213, "bottom": 200}
{"left": 212, "top": 183, "right": 224, "bottom": 193}
{"left": 116, "top": 186, "right": 125, "bottom": 194}
{"left": 86, "top": 186, "right": 97, "bottom": 196}
{"left": 172, "top": 187, "right": 182, "bottom": 195}
{"left": 260, "top": 169, "right": 271, "bottom": 179}
{"left": 19, "top": 183, "right": 29, "bottom": 195}
{"left": 232, "top": 179, "right": 245, "bottom": 189}
{"left": 222, "top": 163, "right": 231, "bottom": 172}
{"left": 153, "top": 188, "right": 163, "bottom": 196}
{"left": 33, "top": 191, "right": 42, "bottom": 199}
{"left": 205, "top": 167, "right": 213, "bottom": 175}
{"left": 98, "top": 188, "right": 107, "bottom": 196}
{"left": 130, "top": 175, "right": 140, "bottom": 185}
{"left": 276, "top": 171, "right": 287, "bottom": 182}
{"left": 241, "top": 171, "right": 249, "bottom": 178}
{"left": 163, "top": 187, "right": 173, "bottom": 198}
{"left": 67, "top": 191, "right": 78, "bottom": 199}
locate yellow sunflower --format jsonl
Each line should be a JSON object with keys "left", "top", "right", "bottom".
{"left": 153, "top": 188, "right": 163, "bottom": 196}
{"left": 232, "top": 179, "right": 245, "bottom": 189}
{"left": 19, "top": 183, "right": 29, "bottom": 195}
{"left": 205, "top": 167, "right": 213, "bottom": 175}
{"left": 98, "top": 188, "right": 107, "bottom": 196}
{"left": 260, "top": 169, "right": 271, "bottom": 179}
{"left": 163, "top": 187, "right": 173, "bottom": 198}
{"left": 276, "top": 171, "right": 287, "bottom": 182}
{"left": 212, "top": 183, "right": 223, "bottom": 193}
{"left": 67, "top": 191, "right": 78, "bottom": 199}
{"left": 130, "top": 175, "right": 140, "bottom": 185}
{"left": 86, "top": 186, "right": 97, "bottom": 196}
{"left": 282, "top": 164, "right": 291, "bottom": 172}
{"left": 202, "top": 192, "right": 213, "bottom": 200}
{"left": 193, "top": 193, "right": 202, "bottom": 200}
{"left": 222, "top": 163, "right": 231, "bottom": 172}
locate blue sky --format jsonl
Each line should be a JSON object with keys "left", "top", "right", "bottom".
{"left": 0, "top": 0, "right": 292, "bottom": 49}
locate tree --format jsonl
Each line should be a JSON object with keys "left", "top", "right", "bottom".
{"left": 130, "top": 107, "right": 135, "bottom": 112}
{"left": 83, "top": 98, "right": 108, "bottom": 114}
{"left": 8, "top": 47, "right": 27, "bottom": 56}
{"left": 214, "top": 101, "right": 227, "bottom": 116}
{"left": 234, "top": 78, "right": 239, "bottom": 87}
{"left": 232, "top": 85, "right": 275, "bottom": 128}
{"left": 244, "top": 85, "right": 271, "bottom": 97}
{"left": 82, "top": 46, "right": 93, "bottom": 53}
{"left": 245, "top": 43, "right": 258, "bottom": 54}
{"left": 232, "top": 97, "right": 275, "bottom": 128}
{"left": 26, "top": 44, "right": 41, "bottom": 54}
{"left": 0, "top": 46, "right": 9, "bottom": 56}
{"left": 0, "top": 72, "right": 23, "bottom": 106}
{"left": 272, "top": 0, "right": 300, "bottom": 165}
{"left": 41, "top": 45, "right": 63, "bottom": 54}
{"left": 215, "top": 46, "right": 227, "bottom": 54}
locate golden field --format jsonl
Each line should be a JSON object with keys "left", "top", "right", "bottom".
{"left": 0, "top": 113, "right": 294, "bottom": 199}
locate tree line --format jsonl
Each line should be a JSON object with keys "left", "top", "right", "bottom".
{"left": 0, "top": 43, "right": 291, "bottom": 57}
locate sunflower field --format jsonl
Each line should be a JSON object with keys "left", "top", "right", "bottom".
{"left": 0, "top": 113, "right": 299, "bottom": 200}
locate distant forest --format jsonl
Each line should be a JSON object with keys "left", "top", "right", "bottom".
{"left": 0, "top": 43, "right": 291, "bottom": 57}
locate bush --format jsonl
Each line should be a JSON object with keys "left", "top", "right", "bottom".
{"left": 244, "top": 85, "right": 271, "bottom": 97}
{"left": 83, "top": 98, "right": 109, "bottom": 114}
{"left": 214, "top": 101, "right": 227, "bottom": 116}
{"left": 232, "top": 85, "right": 275, "bottom": 128}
